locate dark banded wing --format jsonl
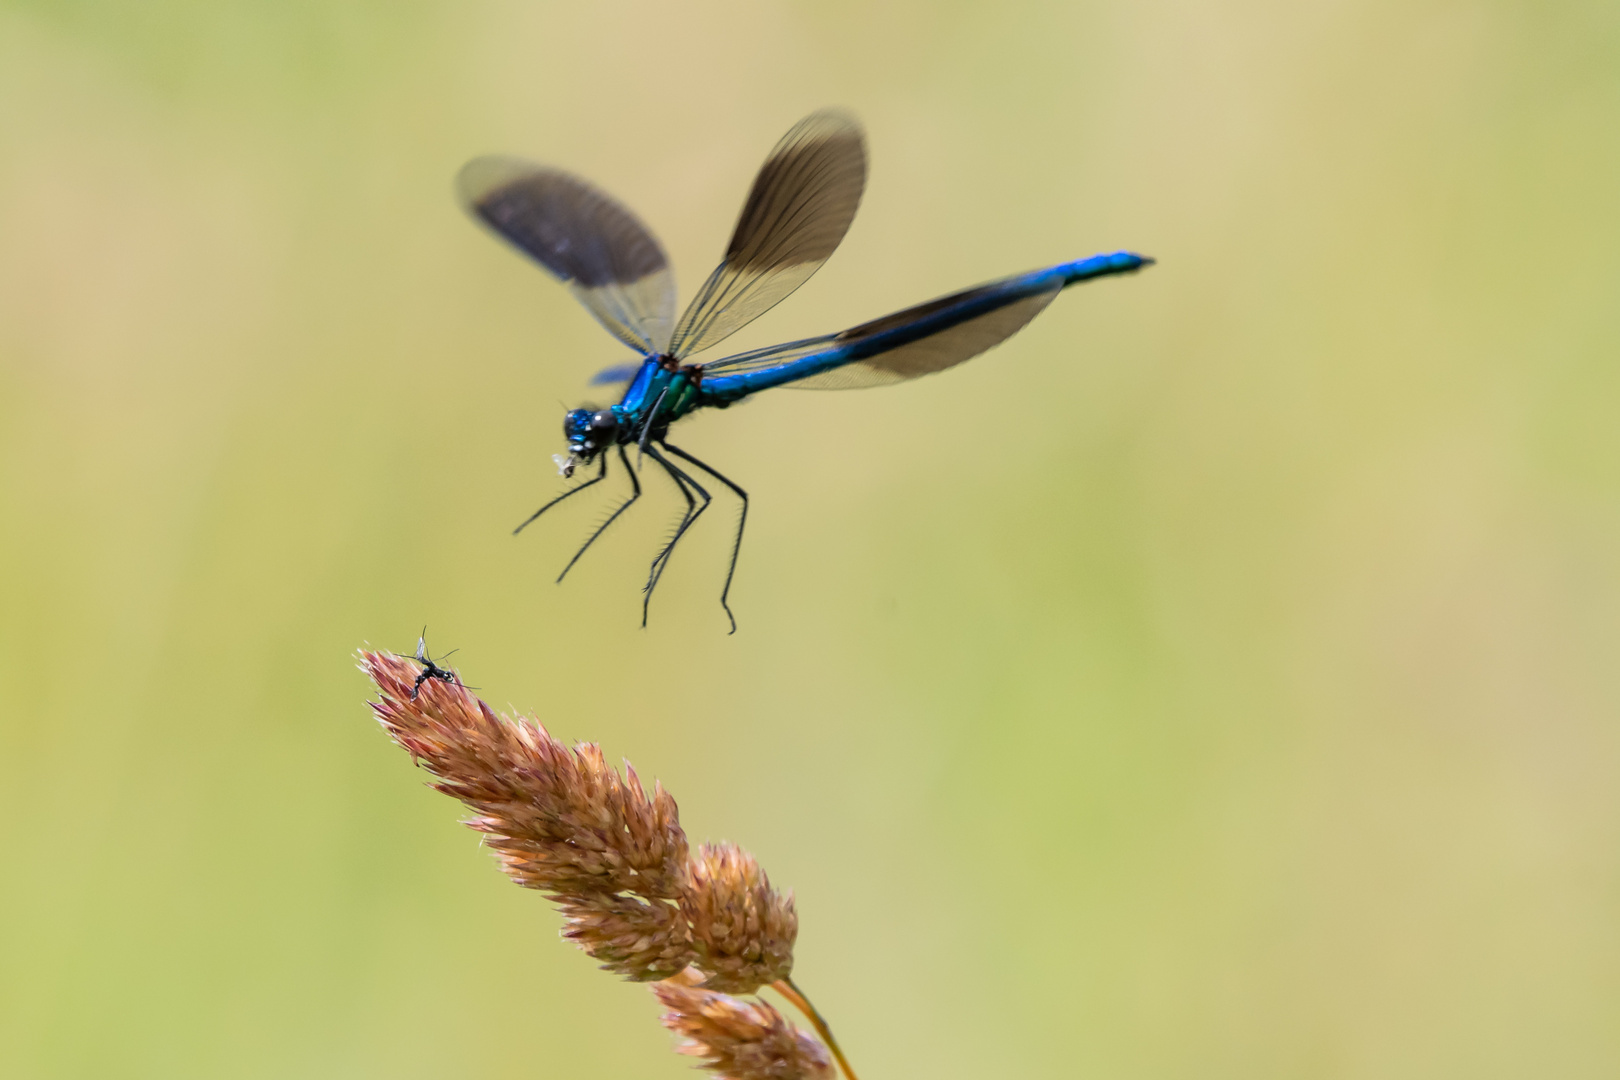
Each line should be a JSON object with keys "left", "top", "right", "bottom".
{"left": 706, "top": 286, "right": 1061, "bottom": 390}
{"left": 699, "top": 275, "right": 1061, "bottom": 392}
{"left": 458, "top": 157, "right": 675, "bottom": 356}
{"left": 785, "top": 285, "right": 1061, "bottom": 389}
{"left": 667, "top": 110, "right": 867, "bottom": 359}
{"left": 698, "top": 253, "right": 1153, "bottom": 396}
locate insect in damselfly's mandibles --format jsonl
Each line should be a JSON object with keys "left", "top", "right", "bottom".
{"left": 459, "top": 109, "right": 1153, "bottom": 632}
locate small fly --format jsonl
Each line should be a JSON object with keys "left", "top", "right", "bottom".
{"left": 396, "top": 629, "right": 462, "bottom": 701}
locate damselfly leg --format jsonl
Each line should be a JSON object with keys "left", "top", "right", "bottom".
{"left": 662, "top": 442, "right": 748, "bottom": 635}
{"left": 513, "top": 452, "right": 609, "bottom": 535}
{"left": 641, "top": 444, "right": 712, "bottom": 626}
{"left": 557, "top": 445, "right": 642, "bottom": 583}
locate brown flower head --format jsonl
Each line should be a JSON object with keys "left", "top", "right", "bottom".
{"left": 557, "top": 892, "right": 694, "bottom": 982}
{"left": 655, "top": 982, "right": 834, "bottom": 1080}
{"left": 364, "top": 647, "right": 854, "bottom": 1080}
{"left": 364, "top": 650, "right": 689, "bottom": 898}
{"left": 681, "top": 842, "right": 798, "bottom": 993}
{"left": 363, "top": 650, "right": 697, "bottom": 976}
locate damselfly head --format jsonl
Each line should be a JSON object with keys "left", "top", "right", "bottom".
{"left": 561, "top": 406, "right": 622, "bottom": 473}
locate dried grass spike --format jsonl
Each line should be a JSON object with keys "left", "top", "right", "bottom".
{"left": 557, "top": 893, "right": 695, "bottom": 982}
{"left": 681, "top": 842, "right": 797, "bottom": 993}
{"left": 654, "top": 982, "right": 834, "bottom": 1080}
{"left": 362, "top": 646, "right": 854, "bottom": 1080}
{"left": 362, "top": 650, "right": 689, "bottom": 899}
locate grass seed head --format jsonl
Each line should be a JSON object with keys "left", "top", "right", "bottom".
{"left": 557, "top": 893, "right": 696, "bottom": 982}
{"left": 682, "top": 842, "right": 798, "bottom": 993}
{"left": 654, "top": 982, "right": 835, "bottom": 1080}
{"left": 362, "top": 648, "right": 846, "bottom": 1079}
{"left": 362, "top": 651, "right": 690, "bottom": 901}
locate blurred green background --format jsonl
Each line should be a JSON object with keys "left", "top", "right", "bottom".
{"left": 2, "top": 1, "right": 1618, "bottom": 1077}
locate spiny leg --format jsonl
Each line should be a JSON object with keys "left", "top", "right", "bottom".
{"left": 661, "top": 441, "right": 748, "bottom": 635}
{"left": 640, "top": 451, "right": 697, "bottom": 625}
{"left": 641, "top": 444, "right": 712, "bottom": 627}
{"left": 643, "top": 447, "right": 707, "bottom": 609}
{"left": 637, "top": 384, "right": 672, "bottom": 460}
{"left": 557, "top": 445, "right": 642, "bottom": 583}
{"left": 641, "top": 450, "right": 696, "bottom": 611}
{"left": 513, "top": 452, "right": 608, "bottom": 536}
{"left": 645, "top": 447, "right": 712, "bottom": 593}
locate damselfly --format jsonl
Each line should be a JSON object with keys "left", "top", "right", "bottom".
{"left": 459, "top": 109, "right": 1153, "bottom": 631}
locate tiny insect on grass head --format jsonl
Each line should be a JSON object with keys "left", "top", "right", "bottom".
{"left": 361, "top": 647, "right": 859, "bottom": 1080}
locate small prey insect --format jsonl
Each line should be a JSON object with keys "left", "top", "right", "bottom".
{"left": 394, "top": 629, "right": 463, "bottom": 701}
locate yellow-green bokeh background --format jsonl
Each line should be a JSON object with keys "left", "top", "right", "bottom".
{"left": 3, "top": 1, "right": 1619, "bottom": 1076}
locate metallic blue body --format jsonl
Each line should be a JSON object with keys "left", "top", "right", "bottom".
{"left": 605, "top": 251, "right": 1150, "bottom": 433}
{"left": 611, "top": 359, "right": 707, "bottom": 431}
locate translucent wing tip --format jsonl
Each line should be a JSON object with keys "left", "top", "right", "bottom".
{"left": 793, "top": 106, "right": 864, "bottom": 138}
{"left": 455, "top": 155, "right": 540, "bottom": 213}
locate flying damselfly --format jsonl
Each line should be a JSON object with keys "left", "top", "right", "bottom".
{"left": 459, "top": 109, "right": 1153, "bottom": 631}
